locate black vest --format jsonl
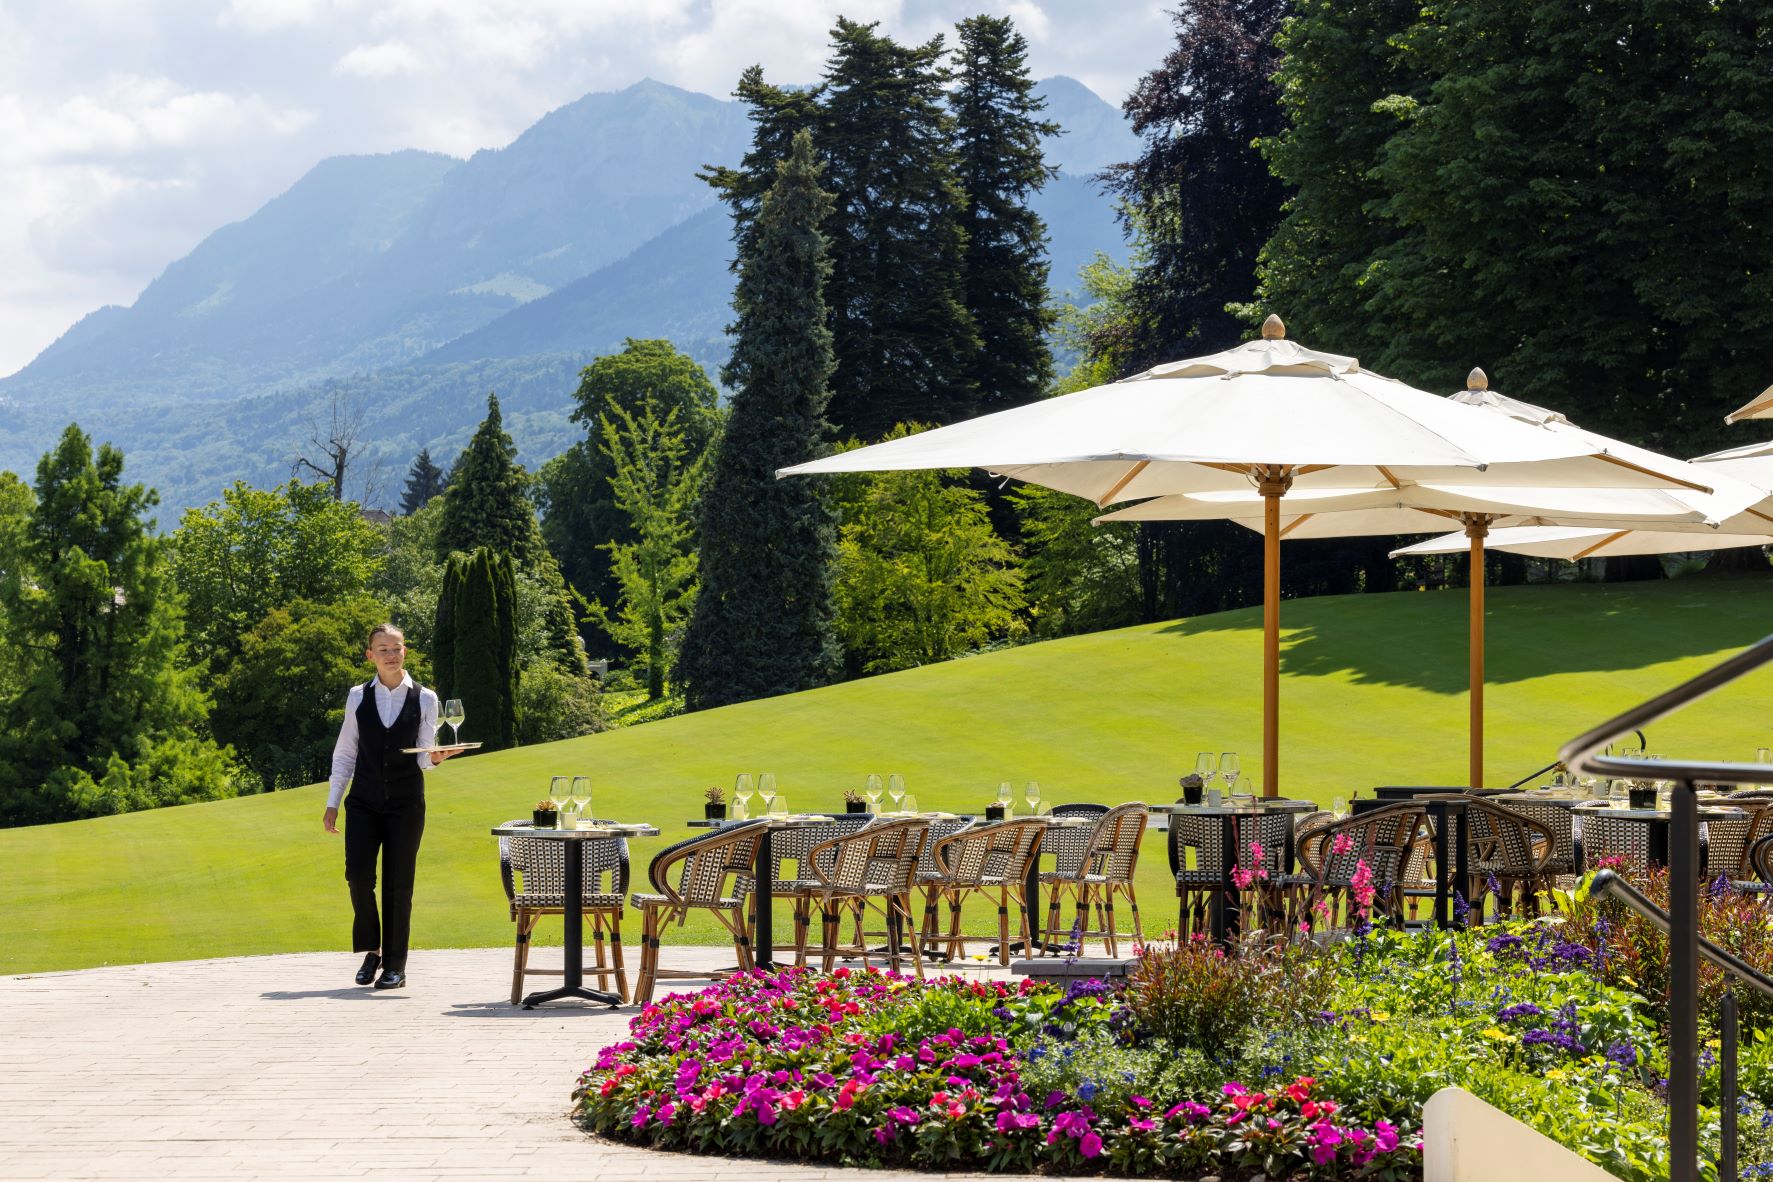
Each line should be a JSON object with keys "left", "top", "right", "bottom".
{"left": 347, "top": 677, "right": 425, "bottom": 808}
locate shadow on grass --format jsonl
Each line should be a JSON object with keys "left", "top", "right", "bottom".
{"left": 1158, "top": 582, "right": 1772, "bottom": 694}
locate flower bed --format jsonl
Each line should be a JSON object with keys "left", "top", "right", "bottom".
{"left": 577, "top": 874, "right": 1773, "bottom": 1179}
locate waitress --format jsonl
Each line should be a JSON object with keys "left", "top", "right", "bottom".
{"left": 321, "top": 623, "right": 457, "bottom": 990}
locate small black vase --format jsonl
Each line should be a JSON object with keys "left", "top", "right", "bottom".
{"left": 1628, "top": 787, "right": 1657, "bottom": 810}
{"left": 846, "top": 801, "right": 868, "bottom": 814}
{"left": 705, "top": 802, "right": 728, "bottom": 820}
{"left": 1182, "top": 785, "right": 1203, "bottom": 806}
{"left": 984, "top": 803, "right": 1006, "bottom": 821}
{"left": 532, "top": 809, "right": 557, "bottom": 828}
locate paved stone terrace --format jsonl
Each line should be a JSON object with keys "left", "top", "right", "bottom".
{"left": 2, "top": 947, "right": 1066, "bottom": 1181}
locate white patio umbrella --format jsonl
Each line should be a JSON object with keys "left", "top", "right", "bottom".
{"left": 1391, "top": 441, "right": 1773, "bottom": 562}
{"left": 1095, "top": 370, "right": 1749, "bottom": 788}
{"left": 1727, "top": 382, "right": 1773, "bottom": 424}
{"left": 780, "top": 317, "right": 1703, "bottom": 796}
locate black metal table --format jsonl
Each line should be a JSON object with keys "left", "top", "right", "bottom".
{"left": 1573, "top": 804, "right": 1744, "bottom": 867}
{"left": 489, "top": 821, "right": 659, "bottom": 1008}
{"left": 1155, "top": 801, "right": 1316, "bottom": 945}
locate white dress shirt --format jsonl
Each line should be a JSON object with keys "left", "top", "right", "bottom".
{"left": 327, "top": 673, "right": 439, "bottom": 808}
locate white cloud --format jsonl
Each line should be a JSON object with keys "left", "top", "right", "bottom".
{"left": 0, "top": 0, "right": 1163, "bottom": 378}
{"left": 334, "top": 41, "right": 423, "bottom": 79}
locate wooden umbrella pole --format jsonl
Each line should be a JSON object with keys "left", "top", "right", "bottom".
{"left": 1464, "top": 515, "right": 1491, "bottom": 789}
{"left": 1258, "top": 468, "right": 1293, "bottom": 798}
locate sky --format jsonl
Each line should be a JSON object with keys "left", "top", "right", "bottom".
{"left": 0, "top": 0, "right": 1171, "bottom": 379}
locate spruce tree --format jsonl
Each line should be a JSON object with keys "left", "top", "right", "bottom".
{"left": 820, "top": 18, "right": 978, "bottom": 437}
{"left": 435, "top": 394, "right": 539, "bottom": 564}
{"left": 679, "top": 130, "right": 842, "bottom": 711}
{"left": 434, "top": 548, "right": 517, "bottom": 752}
{"left": 399, "top": 448, "right": 446, "bottom": 515}
{"left": 951, "top": 15, "right": 1058, "bottom": 413}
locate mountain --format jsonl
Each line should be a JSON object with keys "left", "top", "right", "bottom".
{"left": 0, "top": 76, "right": 1135, "bottom": 514}
{"left": 1, "top": 81, "right": 751, "bottom": 408}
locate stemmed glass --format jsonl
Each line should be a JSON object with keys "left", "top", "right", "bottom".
{"left": 734, "top": 773, "right": 755, "bottom": 819}
{"left": 1332, "top": 795, "right": 1349, "bottom": 821}
{"left": 442, "top": 698, "right": 465, "bottom": 746}
{"left": 1220, "top": 753, "right": 1240, "bottom": 797}
{"left": 997, "top": 781, "right": 1013, "bottom": 812}
{"left": 550, "top": 776, "right": 570, "bottom": 827}
{"left": 570, "top": 776, "right": 591, "bottom": 826}
{"left": 865, "top": 774, "right": 883, "bottom": 813}
{"left": 758, "top": 773, "right": 777, "bottom": 814}
{"left": 887, "top": 774, "right": 906, "bottom": 812}
{"left": 1024, "top": 780, "right": 1041, "bottom": 816}
{"left": 1194, "top": 752, "right": 1217, "bottom": 784}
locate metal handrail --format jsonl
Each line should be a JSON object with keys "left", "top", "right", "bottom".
{"left": 1588, "top": 870, "right": 1773, "bottom": 1001}
{"left": 1559, "top": 630, "right": 1773, "bottom": 1182}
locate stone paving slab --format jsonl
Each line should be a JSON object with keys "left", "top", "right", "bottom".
{"left": 1, "top": 947, "right": 1056, "bottom": 1181}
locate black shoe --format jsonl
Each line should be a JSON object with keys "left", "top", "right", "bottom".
{"left": 354, "top": 953, "right": 380, "bottom": 986}
{"left": 374, "top": 967, "right": 407, "bottom": 990}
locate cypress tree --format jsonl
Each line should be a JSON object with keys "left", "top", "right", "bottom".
{"left": 435, "top": 548, "right": 516, "bottom": 752}
{"left": 399, "top": 448, "right": 446, "bottom": 515}
{"left": 951, "top": 15, "right": 1058, "bottom": 413}
{"left": 820, "top": 18, "right": 978, "bottom": 437}
{"left": 679, "top": 130, "right": 842, "bottom": 711}
{"left": 435, "top": 393, "right": 539, "bottom": 564}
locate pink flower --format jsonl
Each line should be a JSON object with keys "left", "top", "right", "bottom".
{"left": 1079, "top": 1131, "right": 1103, "bottom": 1158}
{"left": 1129, "top": 1117, "right": 1156, "bottom": 1132}
{"left": 1375, "top": 1119, "right": 1400, "bottom": 1153}
{"left": 1331, "top": 832, "right": 1353, "bottom": 856}
{"left": 996, "top": 1110, "right": 1040, "bottom": 1133}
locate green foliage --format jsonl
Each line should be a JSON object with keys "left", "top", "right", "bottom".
{"left": 539, "top": 338, "right": 722, "bottom": 650}
{"left": 1128, "top": 938, "right": 1338, "bottom": 1058}
{"left": 1260, "top": 0, "right": 1773, "bottom": 459}
{"left": 209, "top": 597, "right": 390, "bottom": 791}
{"left": 0, "top": 426, "right": 238, "bottom": 826}
{"left": 586, "top": 401, "right": 706, "bottom": 700}
{"left": 679, "top": 130, "right": 841, "bottom": 712}
{"left": 434, "top": 393, "right": 543, "bottom": 565}
{"left": 950, "top": 15, "right": 1057, "bottom": 413}
{"left": 832, "top": 430, "right": 1026, "bottom": 673}
{"left": 171, "top": 479, "right": 383, "bottom": 674}
{"left": 1010, "top": 482, "right": 1141, "bottom": 637}
{"left": 513, "top": 660, "right": 603, "bottom": 746}
{"left": 436, "top": 548, "right": 517, "bottom": 751}
{"left": 399, "top": 447, "right": 447, "bottom": 515}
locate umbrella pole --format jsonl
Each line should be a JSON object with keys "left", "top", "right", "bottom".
{"left": 1465, "top": 517, "right": 1491, "bottom": 789}
{"left": 1259, "top": 470, "right": 1292, "bottom": 798}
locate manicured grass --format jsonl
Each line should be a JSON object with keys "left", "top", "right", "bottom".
{"left": 5, "top": 578, "right": 1772, "bottom": 975}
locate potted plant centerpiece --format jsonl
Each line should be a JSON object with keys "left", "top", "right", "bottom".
{"left": 704, "top": 785, "right": 727, "bottom": 820}
{"left": 844, "top": 788, "right": 868, "bottom": 814}
{"left": 533, "top": 799, "right": 559, "bottom": 828}
{"left": 1179, "top": 773, "right": 1205, "bottom": 806}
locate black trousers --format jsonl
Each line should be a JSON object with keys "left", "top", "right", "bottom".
{"left": 344, "top": 794, "right": 426, "bottom": 970}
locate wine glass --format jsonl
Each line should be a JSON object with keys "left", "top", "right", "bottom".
{"left": 865, "top": 774, "right": 883, "bottom": 813}
{"left": 887, "top": 773, "right": 906, "bottom": 812}
{"left": 1219, "top": 752, "right": 1240, "bottom": 795}
{"left": 997, "top": 781, "right": 1013, "bottom": 811}
{"left": 570, "top": 775, "right": 591, "bottom": 824}
{"left": 1024, "top": 780, "right": 1041, "bottom": 816}
{"left": 902, "top": 793, "right": 919, "bottom": 815}
{"left": 1194, "top": 752, "right": 1217, "bottom": 783}
{"left": 442, "top": 698, "right": 465, "bottom": 746}
{"left": 759, "top": 773, "right": 777, "bottom": 812}
{"left": 735, "top": 773, "right": 754, "bottom": 815}
{"left": 549, "top": 776, "right": 570, "bottom": 826}
{"left": 1332, "top": 795, "right": 1349, "bottom": 821}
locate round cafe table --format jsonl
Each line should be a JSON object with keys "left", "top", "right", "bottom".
{"left": 489, "top": 821, "right": 659, "bottom": 1008}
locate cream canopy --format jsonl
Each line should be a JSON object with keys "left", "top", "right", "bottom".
{"left": 780, "top": 319, "right": 1703, "bottom": 795}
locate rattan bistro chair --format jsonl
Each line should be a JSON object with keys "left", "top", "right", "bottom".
{"left": 919, "top": 819, "right": 1045, "bottom": 964}
{"left": 750, "top": 814, "right": 877, "bottom": 966}
{"left": 1041, "top": 802, "right": 1147, "bottom": 956}
{"left": 500, "top": 822, "right": 630, "bottom": 1005}
{"left": 1172, "top": 809, "right": 1293, "bottom": 939}
{"left": 1283, "top": 803, "right": 1425, "bottom": 931}
{"left": 802, "top": 818, "right": 931, "bottom": 978}
{"left": 629, "top": 820, "right": 767, "bottom": 1006}
{"left": 1702, "top": 802, "right": 1773, "bottom": 881}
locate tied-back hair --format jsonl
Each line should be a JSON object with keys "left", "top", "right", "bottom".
{"left": 367, "top": 622, "right": 405, "bottom": 648}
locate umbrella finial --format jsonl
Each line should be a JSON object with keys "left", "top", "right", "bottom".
{"left": 1466, "top": 367, "right": 1489, "bottom": 391}
{"left": 1260, "top": 314, "right": 1285, "bottom": 341}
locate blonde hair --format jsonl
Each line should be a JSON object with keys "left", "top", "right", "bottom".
{"left": 366, "top": 622, "right": 405, "bottom": 648}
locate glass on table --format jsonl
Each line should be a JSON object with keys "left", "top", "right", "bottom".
{"left": 570, "top": 775, "right": 591, "bottom": 824}
{"left": 735, "top": 773, "right": 755, "bottom": 814}
{"left": 1231, "top": 775, "right": 1253, "bottom": 805}
{"left": 887, "top": 773, "right": 906, "bottom": 812}
{"left": 1331, "top": 796, "right": 1349, "bottom": 821}
{"left": 902, "top": 793, "right": 918, "bottom": 815}
{"left": 549, "top": 776, "right": 570, "bottom": 820}
{"left": 1024, "top": 780, "right": 1041, "bottom": 816}
{"left": 997, "top": 781, "right": 1013, "bottom": 811}
{"left": 758, "top": 773, "right": 777, "bottom": 811}
{"left": 1220, "top": 752, "right": 1240, "bottom": 796}
{"left": 866, "top": 774, "right": 884, "bottom": 813}
{"left": 767, "top": 795, "right": 789, "bottom": 819}
{"left": 1194, "top": 752, "right": 1217, "bottom": 782}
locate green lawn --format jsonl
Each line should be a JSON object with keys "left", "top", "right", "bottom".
{"left": 5, "top": 578, "right": 1772, "bottom": 975}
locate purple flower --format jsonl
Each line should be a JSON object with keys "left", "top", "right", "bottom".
{"left": 1496, "top": 1003, "right": 1543, "bottom": 1022}
{"left": 1607, "top": 1042, "right": 1638, "bottom": 1069}
{"left": 996, "top": 1110, "right": 1040, "bottom": 1133}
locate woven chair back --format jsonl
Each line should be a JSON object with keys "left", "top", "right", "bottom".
{"left": 646, "top": 821, "right": 767, "bottom": 906}
{"left": 1581, "top": 815, "right": 1652, "bottom": 873}
{"left": 1299, "top": 803, "right": 1425, "bottom": 888}
{"left": 915, "top": 817, "right": 976, "bottom": 877}
{"left": 1080, "top": 802, "right": 1147, "bottom": 882}
{"left": 1702, "top": 803, "right": 1772, "bottom": 879}
{"left": 936, "top": 819, "right": 1045, "bottom": 885}
{"left": 1504, "top": 802, "right": 1576, "bottom": 868}
{"left": 1469, "top": 801, "right": 1550, "bottom": 877}
{"left": 1045, "top": 803, "right": 1109, "bottom": 876}
{"left": 765, "top": 814, "right": 875, "bottom": 885}
{"left": 817, "top": 818, "right": 931, "bottom": 894}
{"left": 508, "top": 828, "right": 626, "bottom": 903}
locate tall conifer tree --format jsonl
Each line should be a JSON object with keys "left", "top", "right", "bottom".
{"left": 435, "top": 393, "right": 540, "bottom": 563}
{"left": 951, "top": 15, "right": 1058, "bottom": 412}
{"left": 399, "top": 448, "right": 446, "bottom": 515}
{"left": 679, "top": 131, "right": 842, "bottom": 711}
{"left": 434, "top": 547, "right": 516, "bottom": 751}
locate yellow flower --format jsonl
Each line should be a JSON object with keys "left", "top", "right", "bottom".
{"left": 1369, "top": 1010, "right": 1390, "bottom": 1023}
{"left": 1544, "top": 1069, "right": 1569, "bottom": 1081}
{"left": 1481, "top": 1027, "right": 1512, "bottom": 1041}
{"left": 1707, "top": 1038, "right": 1722, "bottom": 1050}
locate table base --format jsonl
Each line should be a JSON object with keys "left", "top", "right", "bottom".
{"left": 520, "top": 984, "right": 621, "bottom": 1009}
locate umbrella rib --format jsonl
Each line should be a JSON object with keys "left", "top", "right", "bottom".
{"left": 1592, "top": 452, "right": 1712, "bottom": 494}
{"left": 1376, "top": 466, "right": 1402, "bottom": 489}
{"left": 1095, "top": 460, "right": 1150, "bottom": 507}
{"left": 1573, "top": 531, "right": 1631, "bottom": 560}
{"left": 1727, "top": 394, "right": 1773, "bottom": 424}
{"left": 1279, "top": 514, "right": 1314, "bottom": 538}
{"left": 1746, "top": 508, "right": 1773, "bottom": 527}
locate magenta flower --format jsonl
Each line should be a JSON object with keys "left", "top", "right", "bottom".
{"left": 1079, "top": 1131, "right": 1103, "bottom": 1158}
